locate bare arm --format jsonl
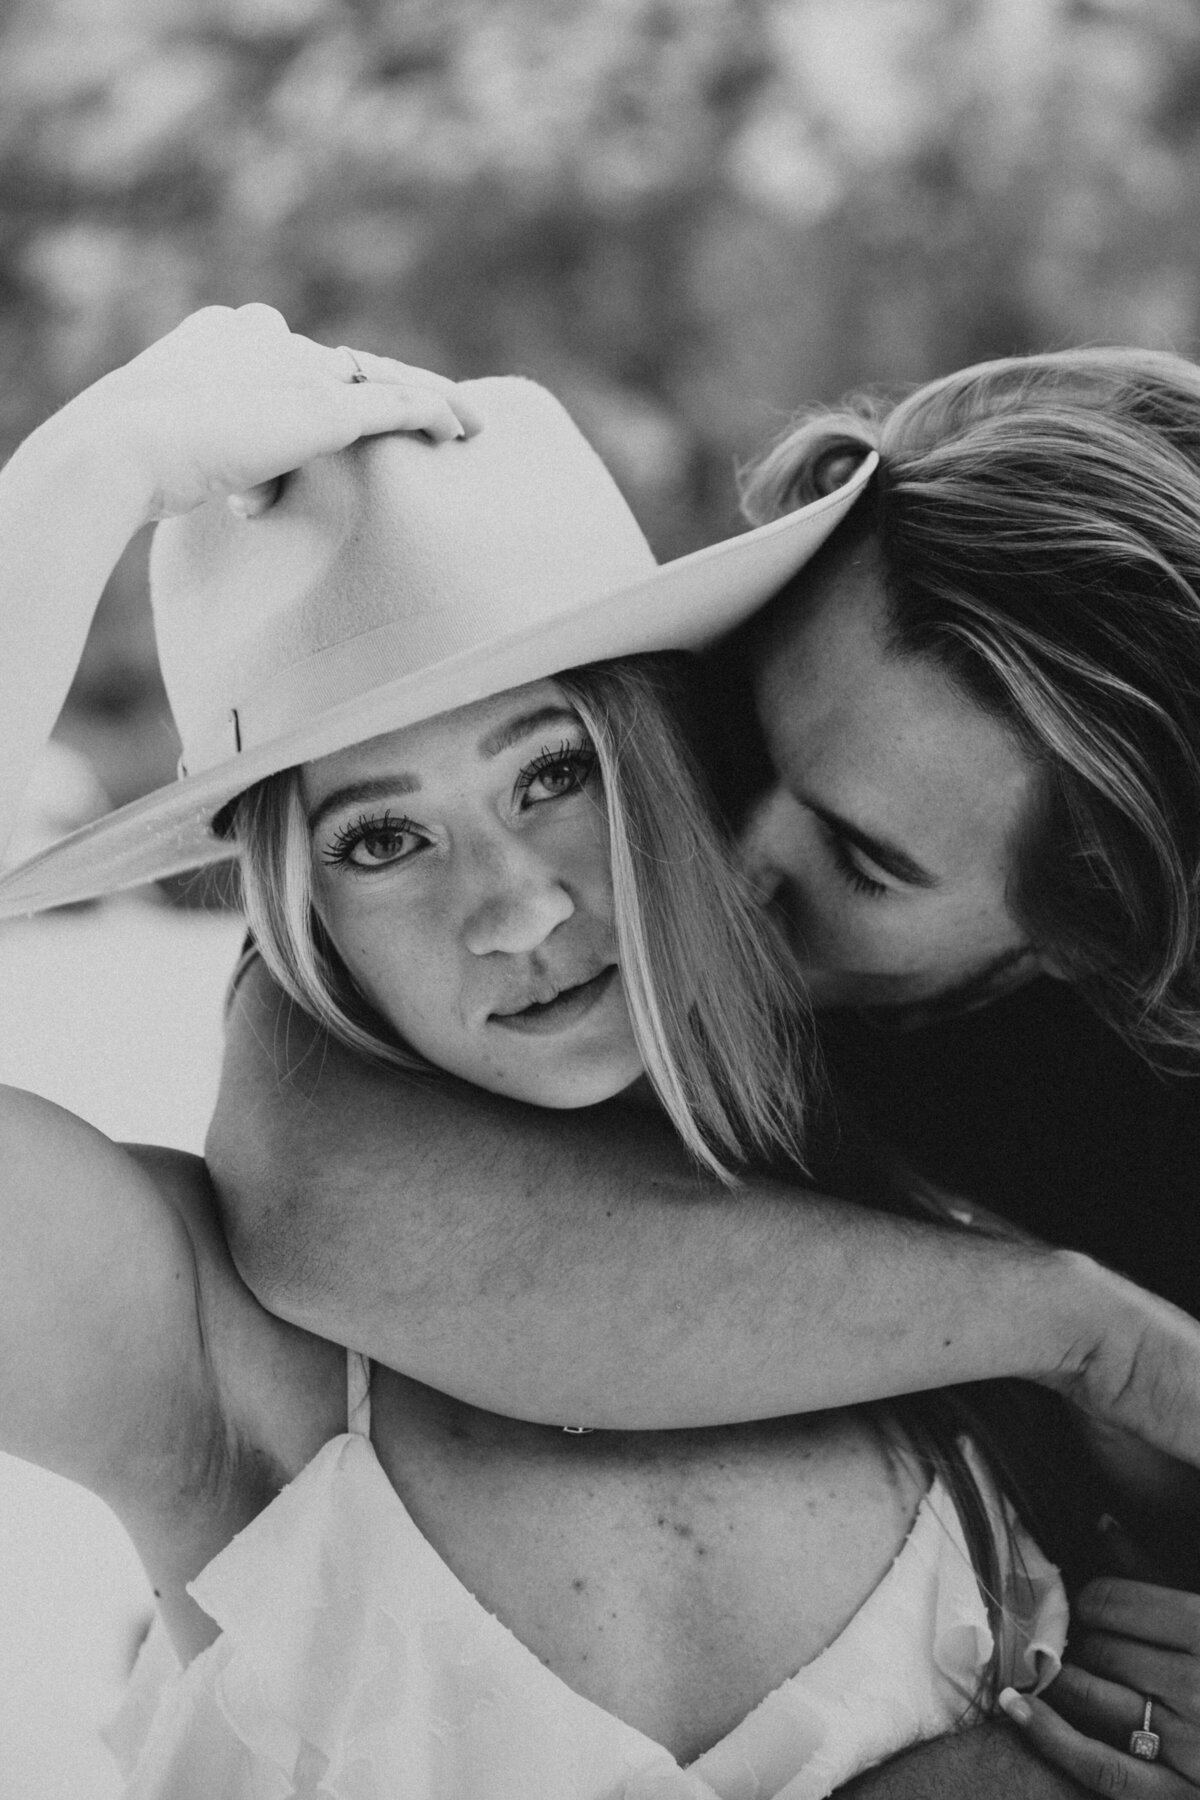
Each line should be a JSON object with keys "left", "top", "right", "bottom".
{"left": 207, "top": 959, "right": 1200, "bottom": 1465}
{"left": 0, "top": 1086, "right": 219, "bottom": 1514}
{"left": 0, "top": 303, "right": 472, "bottom": 881}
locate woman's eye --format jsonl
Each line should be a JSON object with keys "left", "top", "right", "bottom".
{"left": 322, "top": 812, "right": 423, "bottom": 870}
{"left": 519, "top": 742, "right": 598, "bottom": 804}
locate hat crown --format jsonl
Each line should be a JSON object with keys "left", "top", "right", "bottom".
{"left": 150, "top": 377, "right": 658, "bottom": 773}
{"left": 0, "top": 366, "right": 875, "bottom": 918}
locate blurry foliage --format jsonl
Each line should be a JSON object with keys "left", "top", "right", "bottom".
{"left": 5, "top": 0, "right": 1200, "bottom": 855}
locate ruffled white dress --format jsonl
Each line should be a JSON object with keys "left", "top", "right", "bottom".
{"left": 106, "top": 1356, "right": 1067, "bottom": 1799}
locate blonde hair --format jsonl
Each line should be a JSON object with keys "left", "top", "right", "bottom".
{"left": 233, "top": 654, "right": 815, "bottom": 1182}
{"left": 742, "top": 347, "right": 1200, "bottom": 1063}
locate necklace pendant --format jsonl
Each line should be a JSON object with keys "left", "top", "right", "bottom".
{"left": 561, "top": 1424, "right": 596, "bottom": 1435}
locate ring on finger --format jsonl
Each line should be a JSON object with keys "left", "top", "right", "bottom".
{"left": 1129, "top": 1696, "right": 1161, "bottom": 1762}
{"left": 337, "top": 345, "right": 369, "bottom": 385}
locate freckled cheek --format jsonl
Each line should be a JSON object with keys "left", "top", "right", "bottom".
{"left": 553, "top": 823, "right": 616, "bottom": 922}
{"left": 325, "top": 898, "right": 475, "bottom": 1037}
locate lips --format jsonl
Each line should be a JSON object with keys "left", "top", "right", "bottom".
{"left": 489, "top": 966, "right": 618, "bottom": 1035}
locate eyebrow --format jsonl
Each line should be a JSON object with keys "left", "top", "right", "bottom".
{"left": 804, "top": 798, "right": 940, "bottom": 889}
{"left": 478, "top": 705, "right": 580, "bottom": 758}
{"left": 306, "top": 705, "right": 581, "bottom": 834}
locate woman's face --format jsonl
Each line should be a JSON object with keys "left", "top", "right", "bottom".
{"left": 303, "top": 679, "right": 643, "bottom": 1108}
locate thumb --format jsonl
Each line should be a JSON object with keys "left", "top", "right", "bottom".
{"left": 227, "top": 479, "right": 283, "bottom": 518}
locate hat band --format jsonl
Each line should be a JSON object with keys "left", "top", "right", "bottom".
{"left": 179, "top": 612, "right": 499, "bottom": 777}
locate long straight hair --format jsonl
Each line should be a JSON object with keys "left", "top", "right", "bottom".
{"left": 233, "top": 653, "right": 815, "bottom": 1182}
{"left": 742, "top": 347, "right": 1200, "bottom": 1064}
{"left": 234, "top": 654, "right": 1050, "bottom": 1706}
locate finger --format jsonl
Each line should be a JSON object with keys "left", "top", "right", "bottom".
{"left": 367, "top": 370, "right": 482, "bottom": 437}
{"left": 1077, "top": 1581, "right": 1200, "bottom": 1654}
{"left": 336, "top": 348, "right": 458, "bottom": 394}
{"left": 1047, "top": 1663, "right": 1156, "bottom": 1743}
{"left": 321, "top": 346, "right": 485, "bottom": 436}
{"left": 999, "top": 1689, "right": 1188, "bottom": 1796}
{"left": 1072, "top": 1631, "right": 1196, "bottom": 1708}
{"left": 1049, "top": 1663, "right": 1200, "bottom": 1785}
{"left": 347, "top": 384, "right": 470, "bottom": 445}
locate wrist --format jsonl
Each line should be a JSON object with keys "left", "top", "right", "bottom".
{"left": 1021, "top": 1248, "right": 1114, "bottom": 1388}
{"left": 16, "top": 368, "right": 162, "bottom": 519}
{"left": 6, "top": 403, "right": 156, "bottom": 536}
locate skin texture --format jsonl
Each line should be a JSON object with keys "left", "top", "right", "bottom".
{"left": 9, "top": 305, "right": 1191, "bottom": 1790}
{"left": 305, "top": 682, "right": 642, "bottom": 1108}
{"left": 741, "top": 538, "right": 1053, "bottom": 1010}
{"left": 1004, "top": 1576, "right": 1200, "bottom": 1794}
{"left": 210, "top": 958, "right": 1200, "bottom": 1455}
{"left": 206, "top": 526, "right": 1200, "bottom": 1790}
{"left": 0, "top": 309, "right": 997, "bottom": 1776}
{"left": 837, "top": 1719, "right": 1091, "bottom": 1797}
{"left": 0, "top": 307, "right": 1106, "bottom": 1786}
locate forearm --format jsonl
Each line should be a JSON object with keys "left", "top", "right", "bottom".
{"left": 0, "top": 414, "right": 149, "bottom": 853}
{"left": 209, "top": 961, "right": 1137, "bottom": 1431}
{"left": 836, "top": 1721, "right": 1089, "bottom": 1798}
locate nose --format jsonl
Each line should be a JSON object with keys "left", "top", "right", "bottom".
{"left": 461, "top": 833, "right": 576, "bottom": 956}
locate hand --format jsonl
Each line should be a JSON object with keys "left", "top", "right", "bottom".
{"left": 46, "top": 303, "right": 482, "bottom": 521}
{"left": 1045, "top": 1255, "right": 1200, "bottom": 1474}
{"left": 1000, "top": 1580, "right": 1200, "bottom": 1794}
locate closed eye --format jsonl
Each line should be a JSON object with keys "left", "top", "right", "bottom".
{"left": 825, "top": 829, "right": 889, "bottom": 899}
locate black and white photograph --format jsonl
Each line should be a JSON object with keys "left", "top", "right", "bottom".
{"left": 1, "top": 2, "right": 1199, "bottom": 1795}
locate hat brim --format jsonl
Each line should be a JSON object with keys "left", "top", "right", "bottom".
{"left": 0, "top": 454, "right": 875, "bottom": 916}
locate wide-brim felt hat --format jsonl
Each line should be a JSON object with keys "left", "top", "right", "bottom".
{"left": 0, "top": 376, "right": 875, "bottom": 916}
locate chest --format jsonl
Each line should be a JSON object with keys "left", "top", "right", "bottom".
{"left": 368, "top": 1375, "right": 924, "bottom": 1762}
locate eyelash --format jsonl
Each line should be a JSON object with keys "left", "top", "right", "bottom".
{"left": 515, "top": 740, "right": 598, "bottom": 801}
{"left": 827, "top": 832, "right": 889, "bottom": 899}
{"left": 320, "top": 740, "right": 599, "bottom": 872}
{"left": 321, "top": 808, "right": 420, "bottom": 870}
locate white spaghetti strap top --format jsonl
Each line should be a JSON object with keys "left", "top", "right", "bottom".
{"left": 346, "top": 1350, "right": 372, "bottom": 1439}
{"left": 106, "top": 1359, "right": 1069, "bottom": 1799}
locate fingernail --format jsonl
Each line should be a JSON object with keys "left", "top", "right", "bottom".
{"left": 998, "top": 1687, "right": 1033, "bottom": 1725}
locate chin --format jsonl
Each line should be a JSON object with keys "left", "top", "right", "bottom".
{"left": 504, "top": 1070, "right": 643, "bottom": 1110}
{"left": 472, "top": 1052, "right": 644, "bottom": 1110}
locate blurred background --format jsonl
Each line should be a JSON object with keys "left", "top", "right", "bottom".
{"left": 4, "top": 0, "right": 1200, "bottom": 850}
{"left": 3, "top": 0, "right": 1200, "bottom": 1792}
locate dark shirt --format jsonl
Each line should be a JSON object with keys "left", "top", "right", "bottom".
{"left": 821, "top": 976, "right": 1200, "bottom": 1317}
{"left": 817, "top": 980, "right": 1200, "bottom": 1587}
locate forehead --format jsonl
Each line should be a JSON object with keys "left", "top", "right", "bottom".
{"left": 752, "top": 556, "right": 1036, "bottom": 883}
{"left": 302, "top": 678, "right": 574, "bottom": 800}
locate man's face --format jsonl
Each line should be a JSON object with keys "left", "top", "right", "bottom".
{"left": 741, "top": 543, "right": 1046, "bottom": 1012}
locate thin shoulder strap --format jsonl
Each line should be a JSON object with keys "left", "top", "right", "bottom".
{"left": 347, "top": 1349, "right": 372, "bottom": 1438}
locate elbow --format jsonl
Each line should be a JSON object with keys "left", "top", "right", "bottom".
{"left": 213, "top": 1176, "right": 322, "bottom": 1326}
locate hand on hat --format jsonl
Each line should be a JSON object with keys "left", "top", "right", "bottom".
{"left": 48, "top": 303, "right": 483, "bottom": 523}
